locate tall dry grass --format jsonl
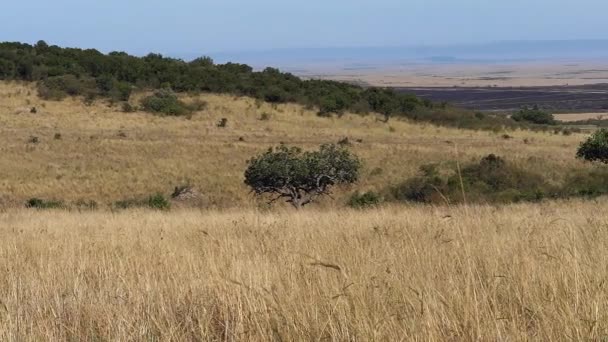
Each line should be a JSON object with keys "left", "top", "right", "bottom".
{"left": 0, "top": 81, "right": 591, "bottom": 208}
{"left": 1, "top": 201, "right": 607, "bottom": 340}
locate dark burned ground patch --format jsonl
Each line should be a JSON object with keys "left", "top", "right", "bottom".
{"left": 397, "top": 84, "right": 608, "bottom": 113}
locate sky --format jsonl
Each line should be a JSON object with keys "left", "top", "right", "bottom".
{"left": 1, "top": 0, "right": 607, "bottom": 56}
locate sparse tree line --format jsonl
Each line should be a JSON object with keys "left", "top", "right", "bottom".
{"left": 0, "top": 40, "right": 558, "bottom": 129}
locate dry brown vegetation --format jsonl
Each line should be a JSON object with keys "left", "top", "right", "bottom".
{"left": 0, "top": 81, "right": 591, "bottom": 208}
{"left": 2, "top": 203, "right": 608, "bottom": 340}
{"left": 1, "top": 81, "right": 607, "bottom": 340}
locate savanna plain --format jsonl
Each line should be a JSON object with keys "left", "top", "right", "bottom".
{"left": 1, "top": 81, "right": 607, "bottom": 340}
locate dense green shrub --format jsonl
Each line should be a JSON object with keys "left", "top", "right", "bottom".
{"left": 348, "top": 191, "right": 383, "bottom": 208}
{"left": 391, "top": 155, "right": 552, "bottom": 204}
{"left": 140, "top": 90, "right": 193, "bottom": 116}
{"left": 511, "top": 106, "right": 556, "bottom": 125}
{"left": 577, "top": 129, "right": 608, "bottom": 163}
{"left": 561, "top": 167, "right": 608, "bottom": 197}
{"left": 244, "top": 144, "right": 360, "bottom": 209}
{"left": 147, "top": 193, "right": 171, "bottom": 210}
{"left": 37, "top": 75, "right": 98, "bottom": 100}
{"left": 26, "top": 198, "right": 65, "bottom": 209}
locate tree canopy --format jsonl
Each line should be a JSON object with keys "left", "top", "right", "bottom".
{"left": 244, "top": 144, "right": 360, "bottom": 208}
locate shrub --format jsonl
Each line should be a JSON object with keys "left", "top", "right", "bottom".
{"left": 147, "top": 193, "right": 171, "bottom": 210}
{"left": 244, "top": 144, "right": 360, "bottom": 209}
{"left": 511, "top": 106, "right": 556, "bottom": 125}
{"left": 37, "top": 75, "right": 98, "bottom": 100}
{"left": 121, "top": 102, "right": 136, "bottom": 113}
{"left": 561, "top": 167, "right": 608, "bottom": 197}
{"left": 391, "top": 163, "right": 448, "bottom": 204}
{"left": 259, "top": 112, "right": 271, "bottom": 121}
{"left": 140, "top": 90, "right": 193, "bottom": 116}
{"left": 576, "top": 129, "right": 608, "bottom": 163}
{"left": 348, "top": 191, "right": 382, "bottom": 208}
{"left": 391, "top": 155, "right": 551, "bottom": 204}
{"left": 26, "top": 198, "right": 64, "bottom": 209}
{"left": 113, "top": 193, "right": 171, "bottom": 210}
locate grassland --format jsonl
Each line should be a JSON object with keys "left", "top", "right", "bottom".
{"left": 1, "top": 81, "right": 607, "bottom": 340}
{"left": 0, "top": 81, "right": 591, "bottom": 209}
{"left": 2, "top": 202, "right": 608, "bottom": 340}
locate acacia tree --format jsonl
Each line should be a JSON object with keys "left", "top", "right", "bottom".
{"left": 244, "top": 144, "right": 360, "bottom": 209}
{"left": 577, "top": 129, "right": 608, "bottom": 163}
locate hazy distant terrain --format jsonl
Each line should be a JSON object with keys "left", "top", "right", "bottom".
{"left": 197, "top": 41, "right": 608, "bottom": 114}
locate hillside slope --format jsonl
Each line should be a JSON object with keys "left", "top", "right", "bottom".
{"left": 0, "top": 81, "right": 587, "bottom": 208}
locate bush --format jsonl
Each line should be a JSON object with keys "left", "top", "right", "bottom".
{"left": 348, "top": 191, "right": 382, "bottom": 208}
{"left": 37, "top": 75, "right": 98, "bottom": 100}
{"left": 561, "top": 167, "right": 608, "bottom": 197}
{"left": 140, "top": 90, "right": 193, "bottom": 116}
{"left": 391, "top": 155, "right": 552, "bottom": 204}
{"left": 113, "top": 193, "right": 171, "bottom": 210}
{"left": 576, "top": 129, "right": 608, "bottom": 163}
{"left": 244, "top": 144, "right": 360, "bottom": 209}
{"left": 26, "top": 198, "right": 64, "bottom": 209}
{"left": 121, "top": 102, "right": 136, "bottom": 113}
{"left": 511, "top": 106, "right": 556, "bottom": 125}
{"left": 147, "top": 193, "right": 171, "bottom": 210}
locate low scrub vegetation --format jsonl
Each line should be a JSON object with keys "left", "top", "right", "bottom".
{"left": 511, "top": 106, "right": 556, "bottom": 125}
{"left": 140, "top": 89, "right": 193, "bottom": 116}
{"left": 26, "top": 198, "right": 65, "bottom": 209}
{"left": 390, "top": 150, "right": 608, "bottom": 205}
{"left": 113, "top": 193, "right": 171, "bottom": 210}
{"left": 347, "top": 191, "right": 383, "bottom": 208}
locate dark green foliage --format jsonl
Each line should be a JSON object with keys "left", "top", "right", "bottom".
{"left": 121, "top": 102, "right": 136, "bottom": 113}
{"left": 561, "top": 167, "right": 608, "bottom": 198}
{"left": 113, "top": 193, "right": 171, "bottom": 210}
{"left": 577, "top": 129, "right": 608, "bottom": 163}
{"left": 391, "top": 155, "right": 552, "bottom": 204}
{"left": 244, "top": 144, "right": 360, "bottom": 208}
{"left": 140, "top": 90, "right": 192, "bottom": 116}
{"left": 391, "top": 163, "right": 448, "bottom": 204}
{"left": 37, "top": 75, "right": 98, "bottom": 100}
{"left": 511, "top": 106, "right": 556, "bottom": 125}
{"left": 147, "top": 193, "right": 171, "bottom": 210}
{"left": 348, "top": 191, "right": 382, "bottom": 208}
{"left": 26, "top": 198, "right": 64, "bottom": 209}
{"left": 0, "top": 41, "right": 528, "bottom": 129}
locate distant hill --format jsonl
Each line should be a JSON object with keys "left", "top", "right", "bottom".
{"left": 190, "top": 40, "right": 608, "bottom": 69}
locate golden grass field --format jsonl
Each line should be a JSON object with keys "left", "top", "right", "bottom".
{"left": 1, "top": 81, "right": 607, "bottom": 340}
{"left": 2, "top": 202, "right": 608, "bottom": 340}
{"left": 0, "top": 81, "right": 591, "bottom": 208}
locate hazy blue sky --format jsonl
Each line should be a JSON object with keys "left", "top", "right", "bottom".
{"left": 1, "top": 0, "right": 606, "bottom": 55}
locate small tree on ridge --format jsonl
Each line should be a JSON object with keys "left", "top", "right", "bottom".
{"left": 244, "top": 144, "right": 360, "bottom": 209}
